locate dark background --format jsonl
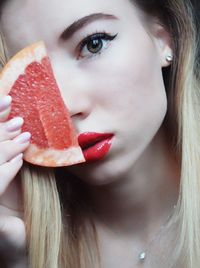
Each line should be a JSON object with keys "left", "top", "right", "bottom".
{"left": 192, "top": 0, "right": 200, "bottom": 66}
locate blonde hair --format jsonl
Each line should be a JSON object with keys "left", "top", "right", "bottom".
{"left": 21, "top": 164, "right": 100, "bottom": 268}
{"left": 0, "top": 0, "right": 199, "bottom": 267}
{"left": 133, "top": 0, "right": 200, "bottom": 267}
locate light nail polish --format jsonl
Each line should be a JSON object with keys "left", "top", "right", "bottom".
{"left": 14, "top": 132, "right": 31, "bottom": 144}
{"left": 10, "top": 153, "right": 23, "bottom": 163}
{"left": 6, "top": 117, "right": 24, "bottom": 132}
{"left": 0, "top": 96, "right": 12, "bottom": 112}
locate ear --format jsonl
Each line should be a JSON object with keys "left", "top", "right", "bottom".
{"left": 152, "top": 23, "right": 173, "bottom": 68}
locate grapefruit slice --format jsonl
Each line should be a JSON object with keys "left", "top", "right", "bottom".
{"left": 0, "top": 41, "right": 85, "bottom": 167}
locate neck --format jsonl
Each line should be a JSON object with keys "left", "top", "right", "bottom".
{"left": 86, "top": 128, "right": 180, "bottom": 239}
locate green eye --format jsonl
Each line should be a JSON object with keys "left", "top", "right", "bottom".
{"left": 78, "top": 32, "right": 118, "bottom": 59}
{"left": 87, "top": 38, "right": 103, "bottom": 54}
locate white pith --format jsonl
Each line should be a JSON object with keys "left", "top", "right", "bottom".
{"left": 24, "top": 144, "right": 85, "bottom": 167}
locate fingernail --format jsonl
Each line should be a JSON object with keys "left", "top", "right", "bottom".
{"left": 6, "top": 117, "right": 24, "bottom": 132}
{"left": 10, "top": 153, "right": 23, "bottom": 163}
{"left": 0, "top": 95, "right": 12, "bottom": 112}
{"left": 14, "top": 132, "right": 31, "bottom": 144}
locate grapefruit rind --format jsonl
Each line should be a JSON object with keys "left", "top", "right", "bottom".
{"left": 24, "top": 144, "right": 84, "bottom": 167}
{"left": 0, "top": 41, "right": 46, "bottom": 96}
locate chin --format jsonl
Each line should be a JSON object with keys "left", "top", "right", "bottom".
{"left": 68, "top": 154, "right": 135, "bottom": 186}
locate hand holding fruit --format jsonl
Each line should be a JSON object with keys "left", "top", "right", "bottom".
{"left": 0, "top": 95, "right": 30, "bottom": 267}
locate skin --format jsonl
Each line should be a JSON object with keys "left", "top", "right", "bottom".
{"left": 0, "top": 0, "right": 180, "bottom": 267}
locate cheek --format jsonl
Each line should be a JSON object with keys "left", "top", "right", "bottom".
{"left": 87, "top": 40, "right": 167, "bottom": 127}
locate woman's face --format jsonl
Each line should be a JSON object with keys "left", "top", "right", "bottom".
{"left": 1, "top": 0, "right": 171, "bottom": 185}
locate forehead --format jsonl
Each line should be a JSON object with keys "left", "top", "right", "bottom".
{"left": 2, "top": 0, "right": 136, "bottom": 23}
{"left": 0, "top": 0, "right": 140, "bottom": 56}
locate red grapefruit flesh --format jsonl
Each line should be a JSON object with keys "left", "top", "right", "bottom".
{"left": 0, "top": 41, "right": 85, "bottom": 167}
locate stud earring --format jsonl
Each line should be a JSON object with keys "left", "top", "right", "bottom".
{"left": 166, "top": 54, "right": 173, "bottom": 62}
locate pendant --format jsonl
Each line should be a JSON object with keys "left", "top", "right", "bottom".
{"left": 139, "top": 251, "right": 146, "bottom": 261}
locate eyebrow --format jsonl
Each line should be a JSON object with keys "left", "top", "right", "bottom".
{"left": 59, "top": 13, "right": 119, "bottom": 41}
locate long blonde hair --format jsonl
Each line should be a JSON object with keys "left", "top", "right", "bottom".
{"left": 0, "top": 0, "right": 200, "bottom": 267}
{"left": 133, "top": 0, "right": 200, "bottom": 267}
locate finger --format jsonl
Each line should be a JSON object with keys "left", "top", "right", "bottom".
{"left": 0, "top": 215, "right": 25, "bottom": 246}
{"left": 0, "top": 216, "right": 25, "bottom": 244}
{"left": 0, "top": 117, "right": 24, "bottom": 142}
{"left": 0, "top": 96, "right": 12, "bottom": 123}
{"left": 0, "top": 154, "right": 23, "bottom": 196}
{"left": 0, "top": 215, "right": 26, "bottom": 259}
{"left": 0, "top": 132, "right": 31, "bottom": 165}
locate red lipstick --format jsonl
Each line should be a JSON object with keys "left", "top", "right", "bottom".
{"left": 78, "top": 132, "right": 114, "bottom": 163}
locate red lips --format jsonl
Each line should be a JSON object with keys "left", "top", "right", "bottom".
{"left": 78, "top": 132, "right": 114, "bottom": 162}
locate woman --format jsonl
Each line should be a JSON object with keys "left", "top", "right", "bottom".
{"left": 0, "top": 0, "right": 199, "bottom": 267}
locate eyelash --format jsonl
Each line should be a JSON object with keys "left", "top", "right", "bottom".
{"left": 77, "top": 31, "right": 118, "bottom": 59}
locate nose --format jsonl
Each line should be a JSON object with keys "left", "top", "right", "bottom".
{"left": 51, "top": 59, "right": 92, "bottom": 121}
{"left": 61, "top": 77, "right": 91, "bottom": 120}
{"left": 65, "top": 94, "right": 91, "bottom": 120}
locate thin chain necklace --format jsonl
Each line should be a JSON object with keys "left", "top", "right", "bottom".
{"left": 137, "top": 204, "right": 177, "bottom": 263}
{"left": 95, "top": 203, "right": 177, "bottom": 266}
